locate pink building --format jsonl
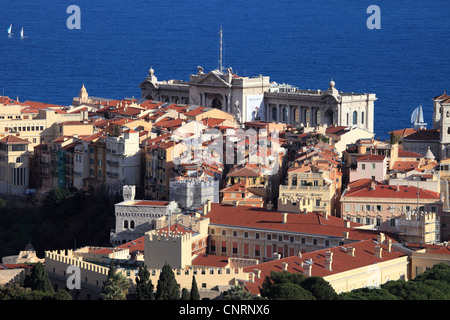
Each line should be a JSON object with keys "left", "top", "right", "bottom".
{"left": 349, "top": 154, "right": 387, "bottom": 183}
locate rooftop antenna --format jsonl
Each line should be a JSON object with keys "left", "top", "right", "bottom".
{"left": 218, "top": 26, "right": 224, "bottom": 72}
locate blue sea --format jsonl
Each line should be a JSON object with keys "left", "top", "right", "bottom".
{"left": 1, "top": 0, "right": 450, "bottom": 139}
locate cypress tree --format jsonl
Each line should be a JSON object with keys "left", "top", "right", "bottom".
{"left": 155, "top": 263, "right": 180, "bottom": 300}
{"left": 180, "top": 288, "right": 190, "bottom": 300}
{"left": 135, "top": 265, "right": 154, "bottom": 300}
{"left": 23, "top": 262, "right": 54, "bottom": 294}
{"left": 190, "top": 275, "right": 200, "bottom": 300}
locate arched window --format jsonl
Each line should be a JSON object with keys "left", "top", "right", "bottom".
{"left": 316, "top": 110, "right": 321, "bottom": 125}
{"left": 272, "top": 107, "right": 277, "bottom": 122}
{"left": 294, "top": 108, "right": 299, "bottom": 123}
{"left": 130, "top": 220, "right": 135, "bottom": 229}
{"left": 346, "top": 113, "right": 349, "bottom": 125}
{"left": 282, "top": 108, "right": 288, "bottom": 122}
{"left": 123, "top": 220, "right": 129, "bottom": 229}
{"left": 305, "top": 109, "right": 310, "bottom": 124}
{"left": 353, "top": 111, "right": 357, "bottom": 125}
{"left": 361, "top": 112, "right": 365, "bottom": 124}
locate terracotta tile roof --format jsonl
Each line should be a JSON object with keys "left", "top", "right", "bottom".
{"left": 325, "top": 125, "right": 349, "bottom": 136}
{"left": 389, "top": 128, "right": 417, "bottom": 138}
{"left": 242, "top": 237, "right": 405, "bottom": 295}
{"left": 357, "top": 154, "right": 385, "bottom": 162}
{"left": 206, "top": 203, "right": 374, "bottom": 240}
{"left": 433, "top": 92, "right": 449, "bottom": 100}
{"left": 0, "top": 135, "right": 29, "bottom": 144}
{"left": 228, "top": 164, "right": 261, "bottom": 177}
{"left": 118, "top": 236, "right": 145, "bottom": 252}
{"left": 132, "top": 200, "right": 170, "bottom": 206}
{"left": 191, "top": 255, "right": 230, "bottom": 268}
{"left": 344, "top": 179, "right": 440, "bottom": 200}
{"left": 0, "top": 263, "right": 34, "bottom": 270}
{"left": 398, "top": 150, "right": 423, "bottom": 158}
{"left": 184, "top": 107, "right": 206, "bottom": 116}
{"left": 402, "top": 129, "right": 440, "bottom": 141}
{"left": 392, "top": 161, "right": 420, "bottom": 172}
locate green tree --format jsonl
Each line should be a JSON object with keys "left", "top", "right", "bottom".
{"left": 180, "top": 288, "right": 190, "bottom": 300}
{"left": 190, "top": 276, "right": 200, "bottom": 300}
{"left": 300, "top": 276, "right": 337, "bottom": 300}
{"left": 54, "top": 289, "right": 73, "bottom": 300}
{"left": 381, "top": 279, "right": 448, "bottom": 300}
{"left": 155, "top": 263, "right": 180, "bottom": 300}
{"left": 389, "top": 132, "right": 402, "bottom": 145}
{"left": 338, "top": 287, "right": 399, "bottom": 300}
{"left": 135, "top": 265, "right": 154, "bottom": 300}
{"left": 413, "top": 262, "right": 450, "bottom": 283}
{"left": 44, "top": 187, "right": 73, "bottom": 208}
{"left": 223, "top": 284, "right": 256, "bottom": 300}
{"left": 100, "top": 261, "right": 130, "bottom": 300}
{"left": 23, "top": 262, "right": 54, "bottom": 294}
{"left": 260, "top": 271, "right": 314, "bottom": 300}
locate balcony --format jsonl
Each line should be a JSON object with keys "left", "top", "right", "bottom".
{"left": 107, "top": 171, "right": 119, "bottom": 178}
{"left": 107, "top": 160, "right": 120, "bottom": 167}
{"left": 280, "top": 185, "right": 329, "bottom": 191}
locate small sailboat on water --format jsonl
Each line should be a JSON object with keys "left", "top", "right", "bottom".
{"left": 7, "top": 24, "right": 13, "bottom": 37}
{"left": 20, "top": 27, "right": 26, "bottom": 39}
{"left": 411, "top": 105, "right": 427, "bottom": 130}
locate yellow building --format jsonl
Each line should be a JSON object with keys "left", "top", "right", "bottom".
{"left": 278, "top": 159, "right": 342, "bottom": 216}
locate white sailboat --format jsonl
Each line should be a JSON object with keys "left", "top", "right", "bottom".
{"left": 20, "top": 27, "right": 26, "bottom": 39}
{"left": 7, "top": 24, "right": 13, "bottom": 37}
{"left": 411, "top": 105, "right": 427, "bottom": 129}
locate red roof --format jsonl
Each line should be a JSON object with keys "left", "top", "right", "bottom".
{"left": 242, "top": 238, "right": 405, "bottom": 295}
{"left": 356, "top": 154, "right": 385, "bottom": 162}
{"left": 344, "top": 179, "right": 440, "bottom": 200}
{"left": 0, "top": 135, "right": 29, "bottom": 145}
{"left": 206, "top": 203, "right": 374, "bottom": 240}
{"left": 398, "top": 150, "right": 423, "bottom": 158}
{"left": 132, "top": 200, "right": 170, "bottom": 206}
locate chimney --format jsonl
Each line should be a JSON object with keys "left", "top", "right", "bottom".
{"left": 282, "top": 212, "right": 288, "bottom": 224}
{"left": 207, "top": 199, "right": 212, "bottom": 212}
{"left": 304, "top": 259, "right": 312, "bottom": 276}
{"left": 266, "top": 202, "right": 273, "bottom": 210}
{"left": 233, "top": 200, "right": 239, "bottom": 207}
{"left": 248, "top": 272, "right": 254, "bottom": 283}
{"left": 347, "top": 246, "right": 355, "bottom": 257}
{"left": 375, "top": 246, "right": 383, "bottom": 258}
{"left": 282, "top": 262, "right": 288, "bottom": 271}
{"left": 297, "top": 251, "right": 302, "bottom": 258}
{"left": 343, "top": 231, "right": 349, "bottom": 239}
{"left": 370, "top": 179, "right": 377, "bottom": 190}
{"left": 324, "top": 250, "right": 333, "bottom": 271}
{"left": 324, "top": 211, "right": 329, "bottom": 220}
{"left": 272, "top": 253, "right": 281, "bottom": 260}
{"left": 345, "top": 220, "right": 351, "bottom": 228}
{"left": 377, "top": 233, "right": 385, "bottom": 244}
{"left": 202, "top": 203, "right": 208, "bottom": 215}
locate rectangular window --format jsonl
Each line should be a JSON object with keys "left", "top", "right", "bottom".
{"left": 362, "top": 164, "right": 366, "bottom": 170}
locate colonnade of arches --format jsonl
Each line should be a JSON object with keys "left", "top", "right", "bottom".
{"left": 266, "top": 104, "right": 335, "bottom": 127}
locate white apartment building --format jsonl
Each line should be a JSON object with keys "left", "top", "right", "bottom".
{"left": 105, "top": 130, "right": 141, "bottom": 195}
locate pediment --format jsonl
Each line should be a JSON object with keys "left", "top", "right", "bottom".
{"left": 196, "top": 72, "right": 230, "bottom": 87}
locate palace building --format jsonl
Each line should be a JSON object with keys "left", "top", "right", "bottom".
{"left": 139, "top": 67, "right": 376, "bottom": 132}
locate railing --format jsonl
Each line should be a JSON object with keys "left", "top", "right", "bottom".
{"left": 280, "top": 185, "right": 329, "bottom": 191}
